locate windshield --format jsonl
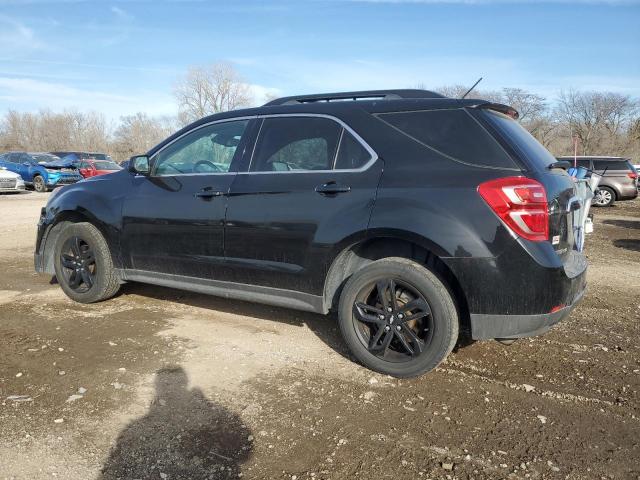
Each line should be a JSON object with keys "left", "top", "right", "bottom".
{"left": 93, "top": 160, "right": 121, "bottom": 170}
{"left": 483, "top": 109, "right": 557, "bottom": 170}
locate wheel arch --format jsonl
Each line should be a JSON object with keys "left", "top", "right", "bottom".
{"left": 39, "top": 209, "right": 120, "bottom": 275}
{"left": 322, "top": 233, "right": 470, "bottom": 335}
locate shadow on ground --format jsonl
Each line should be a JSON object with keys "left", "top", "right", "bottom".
{"left": 98, "top": 366, "right": 252, "bottom": 480}
{"left": 603, "top": 219, "right": 640, "bottom": 230}
{"left": 613, "top": 239, "right": 640, "bottom": 252}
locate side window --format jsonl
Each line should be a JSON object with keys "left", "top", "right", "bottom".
{"left": 250, "top": 117, "right": 341, "bottom": 172}
{"left": 380, "top": 109, "right": 516, "bottom": 169}
{"left": 335, "top": 131, "right": 372, "bottom": 170}
{"left": 594, "top": 160, "right": 628, "bottom": 172}
{"left": 576, "top": 159, "right": 591, "bottom": 169}
{"left": 154, "top": 120, "right": 248, "bottom": 176}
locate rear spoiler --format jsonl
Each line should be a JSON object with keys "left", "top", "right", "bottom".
{"left": 472, "top": 102, "right": 520, "bottom": 120}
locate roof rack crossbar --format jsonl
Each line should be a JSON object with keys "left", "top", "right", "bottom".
{"left": 264, "top": 89, "right": 445, "bottom": 106}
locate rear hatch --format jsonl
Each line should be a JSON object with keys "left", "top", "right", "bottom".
{"left": 479, "top": 108, "right": 588, "bottom": 262}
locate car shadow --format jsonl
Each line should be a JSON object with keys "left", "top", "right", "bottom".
{"left": 612, "top": 239, "right": 640, "bottom": 252}
{"left": 98, "top": 366, "right": 252, "bottom": 480}
{"left": 603, "top": 219, "right": 640, "bottom": 230}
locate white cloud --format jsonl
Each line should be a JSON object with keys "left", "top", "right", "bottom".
{"left": 0, "top": 76, "right": 176, "bottom": 119}
{"left": 0, "top": 14, "right": 46, "bottom": 56}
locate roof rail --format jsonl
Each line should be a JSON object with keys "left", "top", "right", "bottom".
{"left": 263, "top": 89, "right": 445, "bottom": 106}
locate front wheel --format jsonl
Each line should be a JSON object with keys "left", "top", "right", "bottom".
{"left": 593, "top": 186, "right": 615, "bottom": 207}
{"left": 33, "top": 175, "right": 47, "bottom": 193}
{"left": 338, "top": 258, "right": 459, "bottom": 378}
{"left": 53, "top": 222, "right": 120, "bottom": 303}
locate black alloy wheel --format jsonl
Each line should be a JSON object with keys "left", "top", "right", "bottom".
{"left": 352, "top": 278, "right": 434, "bottom": 362}
{"left": 59, "top": 236, "right": 97, "bottom": 293}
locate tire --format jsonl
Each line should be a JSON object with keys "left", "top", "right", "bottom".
{"left": 338, "top": 257, "right": 458, "bottom": 378}
{"left": 33, "top": 175, "right": 47, "bottom": 193}
{"left": 53, "top": 222, "right": 120, "bottom": 303}
{"left": 593, "top": 186, "right": 615, "bottom": 207}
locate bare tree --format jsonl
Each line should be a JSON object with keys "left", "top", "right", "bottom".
{"left": 174, "top": 62, "right": 252, "bottom": 125}
{"left": 111, "top": 113, "right": 176, "bottom": 161}
{"left": 556, "top": 90, "right": 638, "bottom": 155}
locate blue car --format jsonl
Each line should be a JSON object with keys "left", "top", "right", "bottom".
{"left": 0, "top": 152, "right": 83, "bottom": 192}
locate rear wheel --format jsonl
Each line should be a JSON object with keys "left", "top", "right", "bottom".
{"left": 594, "top": 186, "right": 615, "bottom": 207}
{"left": 33, "top": 175, "right": 47, "bottom": 193}
{"left": 338, "top": 258, "right": 458, "bottom": 378}
{"left": 53, "top": 222, "right": 120, "bottom": 303}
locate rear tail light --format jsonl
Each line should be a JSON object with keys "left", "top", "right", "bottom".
{"left": 478, "top": 177, "right": 549, "bottom": 242}
{"left": 628, "top": 172, "right": 638, "bottom": 179}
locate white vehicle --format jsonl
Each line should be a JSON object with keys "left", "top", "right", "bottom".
{"left": 0, "top": 167, "right": 26, "bottom": 193}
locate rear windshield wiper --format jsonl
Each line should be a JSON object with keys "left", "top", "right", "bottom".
{"left": 548, "top": 160, "right": 572, "bottom": 170}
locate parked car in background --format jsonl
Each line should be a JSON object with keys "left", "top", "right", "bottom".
{"left": 35, "top": 89, "right": 591, "bottom": 378}
{"left": 63, "top": 156, "right": 122, "bottom": 178}
{"left": 77, "top": 159, "right": 122, "bottom": 178}
{"left": 0, "top": 167, "right": 26, "bottom": 193}
{"left": 557, "top": 156, "right": 638, "bottom": 206}
{"left": 50, "top": 151, "right": 114, "bottom": 162}
{"left": 0, "top": 152, "right": 83, "bottom": 192}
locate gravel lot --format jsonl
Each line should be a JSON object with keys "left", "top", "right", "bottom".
{"left": 0, "top": 191, "right": 638, "bottom": 480}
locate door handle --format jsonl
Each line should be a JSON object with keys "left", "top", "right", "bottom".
{"left": 194, "top": 189, "right": 225, "bottom": 199}
{"left": 315, "top": 182, "right": 351, "bottom": 195}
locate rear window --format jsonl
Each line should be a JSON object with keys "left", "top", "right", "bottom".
{"left": 378, "top": 109, "right": 516, "bottom": 169}
{"left": 483, "top": 109, "right": 557, "bottom": 170}
{"left": 593, "top": 159, "right": 632, "bottom": 173}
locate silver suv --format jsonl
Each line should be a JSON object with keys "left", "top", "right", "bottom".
{"left": 558, "top": 156, "right": 638, "bottom": 207}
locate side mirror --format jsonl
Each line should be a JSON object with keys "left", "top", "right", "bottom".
{"left": 129, "top": 155, "right": 150, "bottom": 175}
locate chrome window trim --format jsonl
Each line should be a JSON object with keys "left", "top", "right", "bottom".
{"left": 149, "top": 113, "right": 379, "bottom": 177}
{"left": 149, "top": 116, "right": 257, "bottom": 177}
{"left": 243, "top": 113, "right": 378, "bottom": 174}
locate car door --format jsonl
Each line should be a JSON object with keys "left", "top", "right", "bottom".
{"left": 121, "top": 118, "right": 254, "bottom": 279}
{"left": 224, "top": 114, "right": 382, "bottom": 296}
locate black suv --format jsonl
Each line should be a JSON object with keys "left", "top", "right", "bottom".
{"left": 35, "top": 90, "right": 588, "bottom": 377}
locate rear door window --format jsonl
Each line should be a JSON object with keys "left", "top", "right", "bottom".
{"left": 378, "top": 109, "right": 516, "bottom": 169}
{"left": 593, "top": 160, "right": 632, "bottom": 173}
{"left": 335, "top": 130, "right": 372, "bottom": 170}
{"left": 250, "top": 117, "right": 341, "bottom": 172}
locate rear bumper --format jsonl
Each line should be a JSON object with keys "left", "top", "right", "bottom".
{"left": 444, "top": 239, "right": 588, "bottom": 340}
{"left": 617, "top": 184, "right": 638, "bottom": 200}
{"left": 470, "top": 287, "right": 585, "bottom": 340}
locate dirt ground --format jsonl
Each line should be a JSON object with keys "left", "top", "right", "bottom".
{"left": 0, "top": 191, "right": 638, "bottom": 480}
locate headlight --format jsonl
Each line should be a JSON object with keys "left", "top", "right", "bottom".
{"left": 16, "top": 177, "right": 25, "bottom": 185}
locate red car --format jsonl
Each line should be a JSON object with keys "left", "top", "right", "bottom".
{"left": 77, "top": 159, "right": 122, "bottom": 178}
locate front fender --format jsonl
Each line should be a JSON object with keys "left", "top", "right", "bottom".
{"left": 36, "top": 174, "right": 129, "bottom": 273}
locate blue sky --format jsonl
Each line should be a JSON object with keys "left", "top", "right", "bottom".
{"left": 0, "top": 0, "right": 639, "bottom": 120}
